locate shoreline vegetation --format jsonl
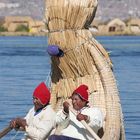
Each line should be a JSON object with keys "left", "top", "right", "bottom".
{"left": 0, "top": 31, "right": 139, "bottom": 36}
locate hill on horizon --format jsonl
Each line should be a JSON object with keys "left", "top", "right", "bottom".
{"left": 0, "top": 0, "right": 139, "bottom": 21}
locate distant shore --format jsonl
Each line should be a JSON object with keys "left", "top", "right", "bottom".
{"left": 92, "top": 32, "right": 140, "bottom": 36}
{"left": 1, "top": 16, "right": 139, "bottom": 36}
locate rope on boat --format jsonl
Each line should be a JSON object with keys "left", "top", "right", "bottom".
{"left": 45, "top": 70, "right": 52, "bottom": 88}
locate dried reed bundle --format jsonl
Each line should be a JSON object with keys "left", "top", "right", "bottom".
{"left": 45, "top": 0, "right": 98, "bottom": 31}
{"left": 45, "top": 0, "right": 125, "bottom": 139}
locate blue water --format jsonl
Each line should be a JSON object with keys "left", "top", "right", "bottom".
{"left": 0, "top": 36, "right": 140, "bottom": 140}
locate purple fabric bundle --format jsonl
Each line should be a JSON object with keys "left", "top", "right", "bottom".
{"left": 47, "top": 45, "right": 64, "bottom": 57}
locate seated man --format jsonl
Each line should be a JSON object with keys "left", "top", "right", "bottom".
{"left": 49, "top": 84, "right": 103, "bottom": 140}
{"left": 10, "top": 82, "right": 56, "bottom": 140}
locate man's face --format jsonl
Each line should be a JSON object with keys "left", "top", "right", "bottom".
{"left": 71, "top": 94, "right": 86, "bottom": 111}
{"left": 33, "top": 97, "right": 44, "bottom": 111}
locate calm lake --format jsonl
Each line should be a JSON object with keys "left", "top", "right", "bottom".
{"left": 0, "top": 36, "right": 140, "bottom": 140}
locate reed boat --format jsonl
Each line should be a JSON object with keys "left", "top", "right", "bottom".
{"left": 0, "top": 0, "right": 125, "bottom": 139}
{"left": 45, "top": 0, "right": 125, "bottom": 139}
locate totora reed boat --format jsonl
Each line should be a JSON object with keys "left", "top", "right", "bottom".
{"left": 0, "top": 0, "right": 125, "bottom": 139}
{"left": 45, "top": 0, "right": 125, "bottom": 139}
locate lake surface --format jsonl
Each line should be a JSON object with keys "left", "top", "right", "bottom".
{"left": 0, "top": 36, "right": 140, "bottom": 140}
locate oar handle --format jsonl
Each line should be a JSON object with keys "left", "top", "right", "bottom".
{"left": 0, "top": 125, "right": 12, "bottom": 139}
{"left": 69, "top": 107, "right": 101, "bottom": 140}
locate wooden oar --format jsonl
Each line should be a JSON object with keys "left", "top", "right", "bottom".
{"left": 69, "top": 107, "right": 101, "bottom": 140}
{"left": 0, "top": 125, "right": 12, "bottom": 139}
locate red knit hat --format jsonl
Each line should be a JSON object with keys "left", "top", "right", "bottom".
{"left": 73, "top": 84, "right": 89, "bottom": 102}
{"left": 33, "top": 82, "right": 51, "bottom": 105}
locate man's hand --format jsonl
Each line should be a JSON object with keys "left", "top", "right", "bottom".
{"left": 10, "top": 118, "right": 19, "bottom": 129}
{"left": 77, "top": 113, "right": 89, "bottom": 122}
{"left": 10, "top": 118, "right": 27, "bottom": 130}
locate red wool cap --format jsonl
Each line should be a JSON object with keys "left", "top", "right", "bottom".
{"left": 73, "top": 84, "right": 89, "bottom": 102}
{"left": 33, "top": 82, "right": 51, "bottom": 105}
